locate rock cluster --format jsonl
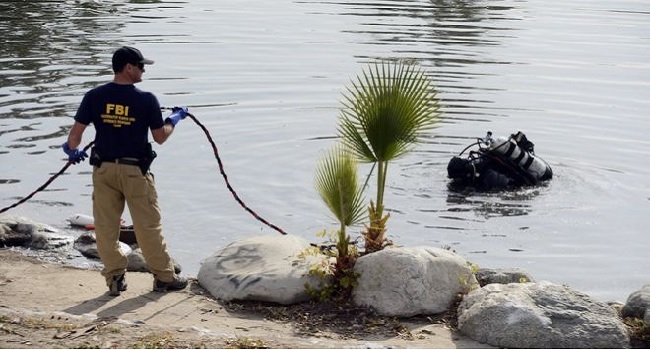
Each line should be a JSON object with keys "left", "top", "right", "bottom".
{"left": 0, "top": 215, "right": 181, "bottom": 274}
{"left": 2, "top": 216, "right": 646, "bottom": 348}
{"left": 196, "top": 233, "right": 643, "bottom": 348}
{"left": 0, "top": 216, "right": 73, "bottom": 249}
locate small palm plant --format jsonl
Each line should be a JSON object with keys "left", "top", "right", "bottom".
{"left": 314, "top": 143, "right": 366, "bottom": 266}
{"left": 338, "top": 61, "right": 441, "bottom": 253}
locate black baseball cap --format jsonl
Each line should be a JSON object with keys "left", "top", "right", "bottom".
{"left": 112, "top": 46, "right": 154, "bottom": 72}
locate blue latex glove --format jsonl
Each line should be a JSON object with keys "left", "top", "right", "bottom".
{"left": 62, "top": 142, "right": 88, "bottom": 164}
{"left": 165, "top": 106, "right": 189, "bottom": 127}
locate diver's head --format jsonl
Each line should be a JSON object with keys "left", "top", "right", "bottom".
{"left": 447, "top": 156, "right": 473, "bottom": 179}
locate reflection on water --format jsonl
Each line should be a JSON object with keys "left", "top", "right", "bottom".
{"left": 446, "top": 190, "right": 535, "bottom": 218}
{"left": 337, "top": 0, "right": 516, "bottom": 50}
{"left": 0, "top": 1, "right": 128, "bottom": 122}
{"left": 0, "top": 0, "right": 141, "bottom": 184}
{"left": 311, "top": 0, "right": 519, "bottom": 125}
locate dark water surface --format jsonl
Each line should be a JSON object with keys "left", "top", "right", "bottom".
{"left": 1, "top": 0, "right": 648, "bottom": 302}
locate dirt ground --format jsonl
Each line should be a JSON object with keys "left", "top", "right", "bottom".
{"left": 0, "top": 248, "right": 491, "bottom": 349}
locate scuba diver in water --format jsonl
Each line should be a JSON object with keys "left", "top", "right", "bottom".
{"left": 447, "top": 131, "right": 552, "bottom": 192}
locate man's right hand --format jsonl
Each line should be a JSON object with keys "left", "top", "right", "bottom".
{"left": 62, "top": 142, "right": 88, "bottom": 164}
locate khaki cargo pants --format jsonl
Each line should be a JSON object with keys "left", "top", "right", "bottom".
{"left": 92, "top": 162, "right": 175, "bottom": 287}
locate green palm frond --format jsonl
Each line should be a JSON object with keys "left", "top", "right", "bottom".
{"left": 336, "top": 61, "right": 442, "bottom": 252}
{"left": 338, "top": 62, "right": 441, "bottom": 163}
{"left": 314, "top": 144, "right": 366, "bottom": 228}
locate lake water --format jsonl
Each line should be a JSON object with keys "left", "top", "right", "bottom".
{"left": 1, "top": 0, "right": 648, "bottom": 303}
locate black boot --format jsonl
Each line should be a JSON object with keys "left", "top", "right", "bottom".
{"left": 109, "top": 274, "right": 127, "bottom": 296}
{"left": 153, "top": 276, "right": 188, "bottom": 292}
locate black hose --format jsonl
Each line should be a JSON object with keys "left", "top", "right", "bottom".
{"left": 2, "top": 111, "right": 288, "bottom": 236}
{"left": 181, "top": 111, "right": 288, "bottom": 235}
{"left": 0, "top": 141, "right": 95, "bottom": 214}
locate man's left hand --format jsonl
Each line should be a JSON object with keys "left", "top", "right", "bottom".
{"left": 62, "top": 142, "right": 88, "bottom": 164}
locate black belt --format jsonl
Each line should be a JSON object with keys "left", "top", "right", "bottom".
{"left": 104, "top": 158, "right": 141, "bottom": 166}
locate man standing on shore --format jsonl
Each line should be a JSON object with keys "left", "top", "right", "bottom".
{"left": 62, "top": 46, "right": 188, "bottom": 296}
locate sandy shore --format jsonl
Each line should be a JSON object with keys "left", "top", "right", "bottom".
{"left": 0, "top": 249, "right": 491, "bottom": 349}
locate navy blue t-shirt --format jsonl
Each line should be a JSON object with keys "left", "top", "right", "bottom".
{"left": 75, "top": 82, "right": 164, "bottom": 160}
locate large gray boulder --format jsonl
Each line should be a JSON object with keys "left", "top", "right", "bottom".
{"left": 457, "top": 281, "right": 630, "bottom": 348}
{"left": 621, "top": 284, "right": 650, "bottom": 322}
{"left": 352, "top": 246, "right": 478, "bottom": 317}
{"left": 197, "top": 234, "right": 324, "bottom": 305}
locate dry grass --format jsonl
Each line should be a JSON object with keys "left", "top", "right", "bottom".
{"left": 225, "top": 337, "right": 269, "bottom": 349}
{"left": 222, "top": 298, "right": 456, "bottom": 340}
{"left": 623, "top": 317, "right": 650, "bottom": 348}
